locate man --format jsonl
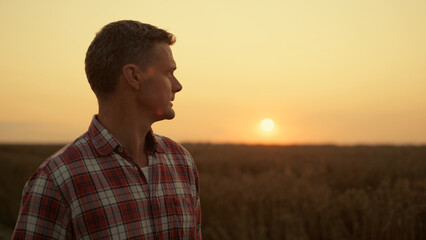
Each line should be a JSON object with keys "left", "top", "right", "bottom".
{"left": 13, "top": 20, "right": 201, "bottom": 239}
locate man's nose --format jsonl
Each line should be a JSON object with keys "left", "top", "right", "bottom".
{"left": 173, "top": 77, "right": 183, "bottom": 93}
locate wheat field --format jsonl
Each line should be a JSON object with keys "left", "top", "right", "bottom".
{"left": 0, "top": 144, "right": 425, "bottom": 239}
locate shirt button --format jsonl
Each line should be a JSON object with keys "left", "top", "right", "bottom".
{"left": 117, "top": 147, "right": 124, "bottom": 153}
{"left": 133, "top": 166, "right": 139, "bottom": 170}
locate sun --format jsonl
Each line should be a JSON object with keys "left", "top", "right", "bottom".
{"left": 261, "top": 118, "right": 275, "bottom": 132}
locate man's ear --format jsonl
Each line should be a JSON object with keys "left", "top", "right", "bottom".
{"left": 122, "top": 64, "right": 142, "bottom": 90}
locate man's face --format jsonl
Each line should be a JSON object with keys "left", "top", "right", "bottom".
{"left": 138, "top": 43, "right": 182, "bottom": 122}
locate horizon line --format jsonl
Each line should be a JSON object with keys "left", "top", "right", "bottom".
{"left": 1, "top": 141, "right": 425, "bottom": 147}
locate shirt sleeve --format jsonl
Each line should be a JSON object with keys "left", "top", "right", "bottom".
{"left": 194, "top": 166, "right": 202, "bottom": 240}
{"left": 13, "top": 168, "right": 73, "bottom": 240}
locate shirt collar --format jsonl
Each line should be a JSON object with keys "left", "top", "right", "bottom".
{"left": 146, "top": 129, "right": 163, "bottom": 153}
{"left": 88, "top": 115, "right": 163, "bottom": 156}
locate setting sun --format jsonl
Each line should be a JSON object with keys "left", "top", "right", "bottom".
{"left": 261, "top": 119, "right": 275, "bottom": 132}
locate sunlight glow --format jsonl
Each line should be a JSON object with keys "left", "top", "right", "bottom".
{"left": 261, "top": 119, "right": 275, "bottom": 132}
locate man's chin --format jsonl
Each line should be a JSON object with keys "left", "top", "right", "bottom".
{"left": 165, "top": 109, "right": 176, "bottom": 120}
{"left": 155, "top": 109, "right": 175, "bottom": 121}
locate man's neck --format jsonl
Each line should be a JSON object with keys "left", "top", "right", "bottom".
{"left": 97, "top": 105, "right": 152, "bottom": 167}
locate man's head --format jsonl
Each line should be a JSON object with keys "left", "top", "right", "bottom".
{"left": 85, "top": 20, "right": 176, "bottom": 100}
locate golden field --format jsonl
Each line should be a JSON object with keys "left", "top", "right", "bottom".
{"left": 0, "top": 144, "right": 425, "bottom": 240}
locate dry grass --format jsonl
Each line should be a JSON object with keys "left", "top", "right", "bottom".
{"left": 1, "top": 144, "right": 425, "bottom": 239}
{"left": 186, "top": 144, "right": 426, "bottom": 240}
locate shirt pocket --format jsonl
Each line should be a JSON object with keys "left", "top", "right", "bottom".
{"left": 165, "top": 196, "right": 195, "bottom": 231}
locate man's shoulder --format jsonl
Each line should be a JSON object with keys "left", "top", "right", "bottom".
{"left": 38, "top": 132, "right": 95, "bottom": 174}
{"left": 23, "top": 133, "right": 96, "bottom": 196}
{"left": 154, "top": 134, "right": 188, "bottom": 153}
{"left": 153, "top": 134, "right": 199, "bottom": 186}
{"left": 154, "top": 134, "right": 194, "bottom": 164}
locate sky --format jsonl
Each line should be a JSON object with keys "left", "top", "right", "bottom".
{"left": 0, "top": 0, "right": 425, "bottom": 145}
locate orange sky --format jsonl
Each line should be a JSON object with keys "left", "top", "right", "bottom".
{"left": 1, "top": 0, "right": 425, "bottom": 145}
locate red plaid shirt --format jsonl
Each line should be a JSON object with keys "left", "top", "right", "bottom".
{"left": 13, "top": 116, "right": 201, "bottom": 239}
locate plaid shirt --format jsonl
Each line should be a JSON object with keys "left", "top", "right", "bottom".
{"left": 13, "top": 116, "right": 201, "bottom": 239}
